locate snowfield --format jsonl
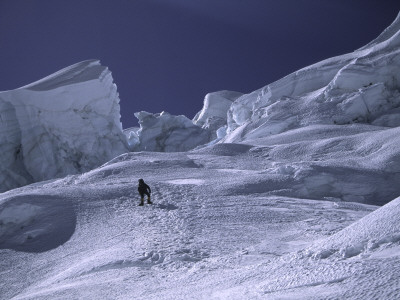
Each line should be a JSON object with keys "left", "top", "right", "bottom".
{"left": 1, "top": 10, "right": 400, "bottom": 300}
{"left": 0, "top": 138, "right": 399, "bottom": 299}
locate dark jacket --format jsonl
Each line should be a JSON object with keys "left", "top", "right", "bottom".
{"left": 138, "top": 179, "right": 151, "bottom": 194}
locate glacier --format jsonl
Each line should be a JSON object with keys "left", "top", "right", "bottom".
{"left": 0, "top": 60, "right": 128, "bottom": 192}
{"left": 2, "top": 10, "right": 400, "bottom": 300}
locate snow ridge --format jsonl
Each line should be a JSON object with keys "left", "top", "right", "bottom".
{"left": 359, "top": 11, "right": 400, "bottom": 50}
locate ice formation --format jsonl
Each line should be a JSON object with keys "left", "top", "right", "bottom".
{"left": 129, "top": 12, "right": 400, "bottom": 154}
{"left": 129, "top": 111, "right": 211, "bottom": 152}
{"left": 0, "top": 60, "right": 128, "bottom": 192}
{"left": 193, "top": 90, "right": 243, "bottom": 139}
{"left": 126, "top": 91, "right": 242, "bottom": 152}
{"left": 224, "top": 12, "right": 400, "bottom": 143}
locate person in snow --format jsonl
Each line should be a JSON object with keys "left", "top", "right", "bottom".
{"left": 138, "top": 178, "right": 152, "bottom": 206}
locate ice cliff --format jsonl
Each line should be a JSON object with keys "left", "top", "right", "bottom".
{"left": 0, "top": 60, "right": 128, "bottom": 192}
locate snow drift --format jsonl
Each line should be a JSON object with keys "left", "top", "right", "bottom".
{"left": 0, "top": 60, "right": 128, "bottom": 192}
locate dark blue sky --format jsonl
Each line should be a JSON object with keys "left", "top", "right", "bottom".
{"left": 1, "top": 1, "right": 399, "bottom": 128}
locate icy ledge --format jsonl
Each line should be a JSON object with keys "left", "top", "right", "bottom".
{"left": 0, "top": 60, "right": 128, "bottom": 192}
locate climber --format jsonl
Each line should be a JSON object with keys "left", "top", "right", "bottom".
{"left": 138, "top": 178, "right": 152, "bottom": 206}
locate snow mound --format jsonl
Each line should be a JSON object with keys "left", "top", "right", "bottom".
{"left": 307, "top": 196, "right": 400, "bottom": 259}
{"left": 129, "top": 111, "right": 211, "bottom": 152}
{"left": 0, "top": 60, "right": 128, "bottom": 192}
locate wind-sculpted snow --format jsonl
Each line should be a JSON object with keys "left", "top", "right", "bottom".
{"left": 0, "top": 60, "right": 128, "bottom": 192}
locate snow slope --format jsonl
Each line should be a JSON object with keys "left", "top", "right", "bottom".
{"left": 1, "top": 143, "right": 398, "bottom": 299}
{"left": 0, "top": 60, "right": 128, "bottom": 192}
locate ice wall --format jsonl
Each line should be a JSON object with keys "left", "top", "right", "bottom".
{"left": 0, "top": 60, "right": 128, "bottom": 192}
